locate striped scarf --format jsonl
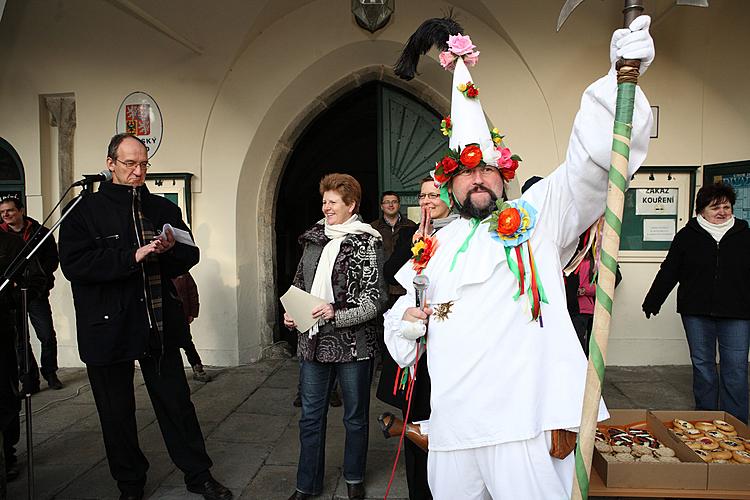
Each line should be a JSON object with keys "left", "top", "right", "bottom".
{"left": 133, "top": 188, "right": 163, "bottom": 338}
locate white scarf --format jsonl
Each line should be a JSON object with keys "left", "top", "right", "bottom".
{"left": 697, "top": 214, "right": 734, "bottom": 242}
{"left": 307, "top": 214, "right": 382, "bottom": 337}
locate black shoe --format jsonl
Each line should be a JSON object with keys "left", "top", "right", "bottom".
{"left": 5, "top": 463, "right": 20, "bottom": 482}
{"left": 118, "top": 492, "right": 143, "bottom": 500}
{"left": 187, "top": 477, "right": 233, "bottom": 500}
{"left": 347, "top": 482, "right": 365, "bottom": 499}
{"left": 22, "top": 382, "right": 40, "bottom": 395}
{"left": 45, "top": 373, "right": 64, "bottom": 390}
{"left": 287, "top": 491, "right": 312, "bottom": 500}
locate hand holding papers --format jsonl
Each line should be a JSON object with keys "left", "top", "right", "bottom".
{"left": 159, "top": 223, "right": 196, "bottom": 247}
{"left": 280, "top": 286, "right": 328, "bottom": 333}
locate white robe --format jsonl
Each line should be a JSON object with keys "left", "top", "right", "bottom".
{"left": 384, "top": 73, "right": 652, "bottom": 452}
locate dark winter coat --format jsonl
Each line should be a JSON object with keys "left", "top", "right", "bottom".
{"left": 642, "top": 217, "right": 750, "bottom": 319}
{"left": 59, "top": 182, "right": 199, "bottom": 366}
{"left": 0, "top": 216, "right": 59, "bottom": 293}
{"left": 292, "top": 222, "right": 387, "bottom": 363}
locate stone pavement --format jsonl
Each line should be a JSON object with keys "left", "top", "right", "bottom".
{"left": 5, "top": 360, "right": 704, "bottom": 499}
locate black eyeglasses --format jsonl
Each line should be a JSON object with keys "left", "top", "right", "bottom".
{"left": 417, "top": 193, "right": 441, "bottom": 200}
{"left": 114, "top": 159, "right": 151, "bottom": 170}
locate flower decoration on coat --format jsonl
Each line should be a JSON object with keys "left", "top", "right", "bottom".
{"left": 439, "top": 33, "right": 480, "bottom": 72}
{"left": 411, "top": 235, "right": 437, "bottom": 273}
{"left": 485, "top": 198, "right": 547, "bottom": 322}
{"left": 440, "top": 116, "right": 452, "bottom": 137}
{"left": 457, "top": 82, "right": 479, "bottom": 99}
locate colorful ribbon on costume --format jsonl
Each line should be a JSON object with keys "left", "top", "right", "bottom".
{"left": 503, "top": 241, "right": 548, "bottom": 322}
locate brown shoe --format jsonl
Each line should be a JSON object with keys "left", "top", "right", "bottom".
{"left": 377, "top": 412, "right": 428, "bottom": 452}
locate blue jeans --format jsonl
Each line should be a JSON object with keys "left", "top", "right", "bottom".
{"left": 681, "top": 315, "right": 750, "bottom": 424}
{"left": 296, "top": 359, "right": 372, "bottom": 495}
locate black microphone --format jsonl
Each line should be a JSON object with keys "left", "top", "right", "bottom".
{"left": 71, "top": 170, "right": 112, "bottom": 187}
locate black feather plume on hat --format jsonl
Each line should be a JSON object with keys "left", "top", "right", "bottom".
{"left": 394, "top": 15, "right": 465, "bottom": 81}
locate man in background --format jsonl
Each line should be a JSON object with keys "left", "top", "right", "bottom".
{"left": 0, "top": 196, "right": 63, "bottom": 392}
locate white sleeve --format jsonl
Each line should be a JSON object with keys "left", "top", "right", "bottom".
{"left": 383, "top": 291, "right": 419, "bottom": 368}
{"left": 523, "top": 73, "right": 652, "bottom": 257}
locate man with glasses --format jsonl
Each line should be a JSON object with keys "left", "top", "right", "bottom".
{"left": 59, "top": 134, "right": 232, "bottom": 500}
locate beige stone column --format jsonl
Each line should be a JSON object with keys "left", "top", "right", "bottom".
{"left": 43, "top": 96, "right": 76, "bottom": 205}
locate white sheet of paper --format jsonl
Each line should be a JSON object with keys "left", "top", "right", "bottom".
{"left": 280, "top": 285, "right": 327, "bottom": 332}
{"left": 643, "top": 218, "right": 676, "bottom": 242}
{"left": 161, "top": 223, "right": 197, "bottom": 247}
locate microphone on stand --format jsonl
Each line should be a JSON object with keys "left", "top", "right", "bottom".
{"left": 71, "top": 169, "right": 112, "bottom": 187}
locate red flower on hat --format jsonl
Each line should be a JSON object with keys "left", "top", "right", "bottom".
{"left": 440, "top": 156, "right": 458, "bottom": 175}
{"left": 460, "top": 144, "right": 483, "bottom": 168}
{"left": 467, "top": 85, "right": 479, "bottom": 98}
{"left": 497, "top": 147, "right": 522, "bottom": 181}
{"left": 434, "top": 166, "right": 450, "bottom": 184}
{"left": 497, "top": 207, "right": 521, "bottom": 235}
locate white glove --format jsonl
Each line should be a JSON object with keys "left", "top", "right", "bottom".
{"left": 400, "top": 320, "right": 426, "bottom": 341}
{"left": 609, "top": 15, "right": 654, "bottom": 76}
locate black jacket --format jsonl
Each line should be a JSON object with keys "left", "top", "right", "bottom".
{"left": 643, "top": 217, "right": 750, "bottom": 319}
{"left": 59, "top": 182, "right": 199, "bottom": 366}
{"left": 0, "top": 216, "right": 59, "bottom": 292}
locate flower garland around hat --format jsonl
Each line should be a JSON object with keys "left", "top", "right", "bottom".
{"left": 439, "top": 34, "right": 480, "bottom": 72}
{"left": 485, "top": 199, "right": 548, "bottom": 323}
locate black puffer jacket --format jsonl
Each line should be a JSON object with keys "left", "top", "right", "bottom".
{"left": 59, "top": 182, "right": 199, "bottom": 366}
{"left": 642, "top": 217, "right": 750, "bottom": 319}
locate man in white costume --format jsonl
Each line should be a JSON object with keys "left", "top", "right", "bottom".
{"left": 385, "top": 16, "right": 655, "bottom": 500}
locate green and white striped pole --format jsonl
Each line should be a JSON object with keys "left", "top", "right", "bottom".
{"left": 571, "top": 2, "right": 644, "bottom": 499}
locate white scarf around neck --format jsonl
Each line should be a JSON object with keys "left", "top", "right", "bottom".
{"left": 307, "top": 214, "right": 381, "bottom": 337}
{"left": 697, "top": 214, "right": 734, "bottom": 242}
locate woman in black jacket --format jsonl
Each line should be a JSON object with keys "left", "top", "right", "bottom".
{"left": 643, "top": 182, "right": 750, "bottom": 424}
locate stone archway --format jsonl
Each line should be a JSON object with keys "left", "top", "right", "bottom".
{"left": 253, "top": 66, "right": 449, "bottom": 358}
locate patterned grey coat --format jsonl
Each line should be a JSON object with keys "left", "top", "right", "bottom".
{"left": 293, "top": 222, "right": 387, "bottom": 363}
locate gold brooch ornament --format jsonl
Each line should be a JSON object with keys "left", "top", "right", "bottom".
{"left": 433, "top": 301, "right": 454, "bottom": 322}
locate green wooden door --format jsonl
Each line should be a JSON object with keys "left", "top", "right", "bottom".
{"left": 378, "top": 86, "right": 444, "bottom": 211}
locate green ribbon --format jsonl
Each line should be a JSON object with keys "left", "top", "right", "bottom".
{"left": 504, "top": 246, "right": 522, "bottom": 300}
{"left": 450, "top": 218, "right": 480, "bottom": 272}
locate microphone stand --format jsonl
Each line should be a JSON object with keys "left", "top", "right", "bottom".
{"left": 0, "top": 183, "right": 91, "bottom": 500}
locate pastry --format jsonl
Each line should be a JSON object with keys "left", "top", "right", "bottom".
{"left": 594, "top": 441, "right": 613, "bottom": 454}
{"left": 615, "top": 452, "right": 635, "bottom": 462}
{"left": 713, "top": 419, "right": 735, "bottom": 433}
{"left": 671, "top": 430, "right": 688, "bottom": 441}
{"left": 705, "top": 430, "right": 726, "bottom": 440}
{"left": 685, "top": 428, "right": 703, "bottom": 438}
{"left": 611, "top": 445, "right": 631, "bottom": 454}
{"left": 732, "top": 450, "right": 750, "bottom": 464}
{"left": 673, "top": 419, "right": 694, "bottom": 430}
{"left": 685, "top": 441, "right": 702, "bottom": 450}
{"left": 694, "top": 449, "right": 713, "bottom": 462}
{"left": 697, "top": 437, "right": 719, "bottom": 451}
{"left": 654, "top": 446, "right": 675, "bottom": 458}
{"left": 695, "top": 421, "right": 717, "bottom": 432}
{"left": 657, "top": 456, "right": 680, "bottom": 463}
{"left": 631, "top": 444, "right": 653, "bottom": 457}
{"left": 639, "top": 455, "right": 659, "bottom": 463}
{"left": 711, "top": 449, "right": 732, "bottom": 461}
{"left": 719, "top": 439, "right": 745, "bottom": 452}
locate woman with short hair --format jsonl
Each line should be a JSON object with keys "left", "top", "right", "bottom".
{"left": 643, "top": 182, "right": 750, "bottom": 424}
{"left": 284, "top": 173, "right": 386, "bottom": 500}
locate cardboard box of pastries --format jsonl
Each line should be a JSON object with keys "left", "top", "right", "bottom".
{"left": 651, "top": 410, "right": 750, "bottom": 491}
{"left": 593, "top": 409, "right": 706, "bottom": 490}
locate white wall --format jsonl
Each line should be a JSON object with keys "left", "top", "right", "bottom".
{"left": 1, "top": 0, "right": 748, "bottom": 366}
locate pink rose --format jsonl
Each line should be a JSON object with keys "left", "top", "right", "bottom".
{"left": 497, "top": 147, "right": 513, "bottom": 168}
{"left": 439, "top": 51, "right": 456, "bottom": 70}
{"left": 447, "top": 34, "right": 476, "bottom": 56}
{"left": 463, "top": 51, "right": 480, "bottom": 67}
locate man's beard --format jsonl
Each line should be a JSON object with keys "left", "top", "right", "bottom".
{"left": 458, "top": 186, "right": 498, "bottom": 219}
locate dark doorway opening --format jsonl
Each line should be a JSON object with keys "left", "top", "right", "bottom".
{"left": 275, "top": 82, "right": 380, "bottom": 350}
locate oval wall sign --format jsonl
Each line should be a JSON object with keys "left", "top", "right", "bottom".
{"left": 116, "top": 91, "right": 163, "bottom": 158}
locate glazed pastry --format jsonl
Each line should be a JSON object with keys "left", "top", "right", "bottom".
{"left": 695, "top": 421, "right": 717, "bottom": 432}
{"left": 719, "top": 439, "right": 745, "bottom": 452}
{"left": 694, "top": 449, "right": 713, "bottom": 462}
{"left": 705, "top": 430, "right": 726, "bottom": 440}
{"left": 732, "top": 450, "right": 750, "bottom": 464}
{"left": 685, "top": 428, "right": 703, "bottom": 438}
{"left": 595, "top": 429, "right": 607, "bottom": 442}
{"left": 697, "top": 437, "right": 719, "bottom": 451}
{"left": 673, "top": 419, "right": 694, "bottom": 430}
{"left": 711, "top": 449, "right": 732, "bottom": 461}
{"left": 685, "top": 441, "right": 702, "bottom": 450}
{"left": 611, "top": 436, "right": 634, "bottom": 447}
{"left": 713, "top": 419, "right": 735, "bottom": 433}
{"left": 671, "top": 430, "right": 688, "bottom": 441}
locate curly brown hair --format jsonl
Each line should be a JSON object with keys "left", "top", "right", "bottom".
{"left": 319, "top": 173, "right": 362, "bottom": 212}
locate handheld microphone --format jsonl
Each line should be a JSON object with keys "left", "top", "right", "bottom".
{"left": 71, "top": 169, "right": 112, "bottom": 187}
{"left": 413, "top": 274, "right": 430, "bottom": 310}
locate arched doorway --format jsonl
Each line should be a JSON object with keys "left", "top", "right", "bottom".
{"left": 274, "top": 81, "right": 444, "bottom": 348}
{"left": 0, "top": 137, "right": 26, "bottom": 201}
